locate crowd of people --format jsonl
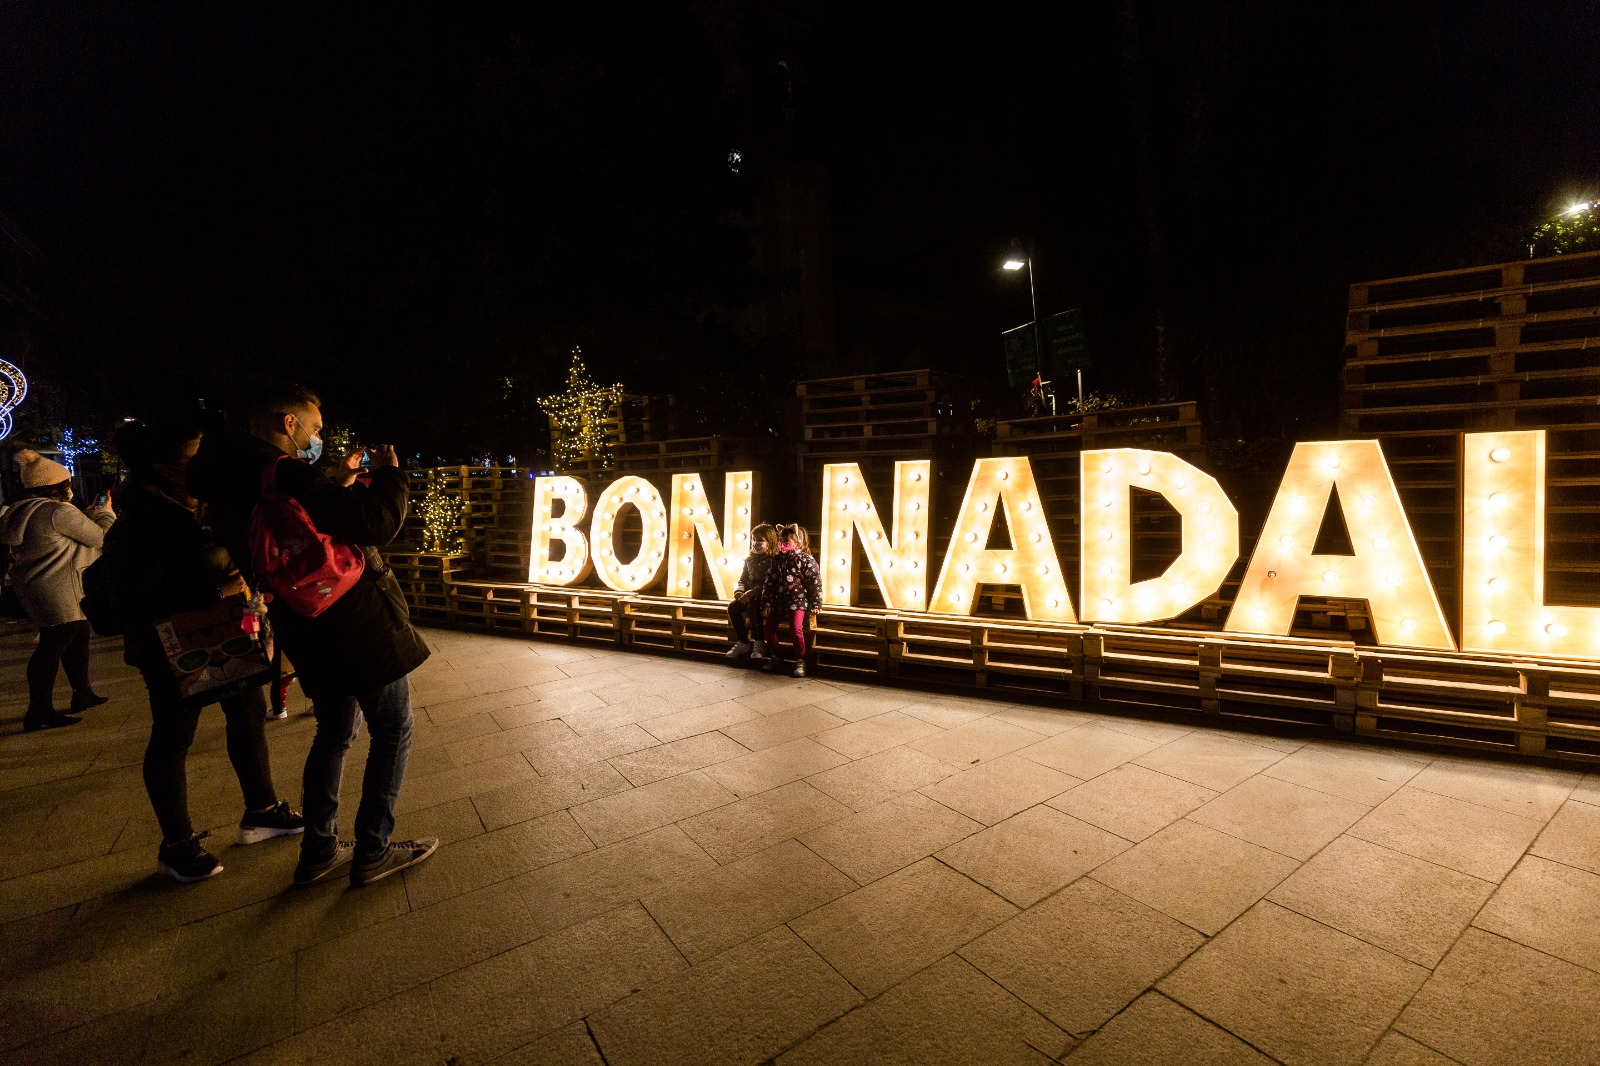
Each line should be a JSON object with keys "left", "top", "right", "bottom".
{"left": 1, "top": 384, "right": 437, "bottom": 888}
{"left": 1, "top": 382, "right": 830, "bottom": 889}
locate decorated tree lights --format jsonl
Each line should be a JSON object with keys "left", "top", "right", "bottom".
{"left": 419, "top": 468, "right": 466, "bottom": 555}
{"left": 538, "top": 348, "right": 624, "bottom": 470}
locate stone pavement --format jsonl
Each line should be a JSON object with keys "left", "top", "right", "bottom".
{"left": 2, "top": 624, "right": 1599, "bottom": 1066}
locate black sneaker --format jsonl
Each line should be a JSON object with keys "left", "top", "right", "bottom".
{"left": 293, "top": 841, "right": 355, "bottom": 886}
{"left": 238, "top": 800, "right": 306, "bottom": 845}
{"left": 23, "top": 710, "right": 82, "bottom": 733}
{"left": 761, "top": 656, "right": 785, "bottom": 673}
{"left": 158, "top": 831, "right": 223, "bottom": 883}
{"left": 350, "top": 837, "right": 439, "bottom": 887}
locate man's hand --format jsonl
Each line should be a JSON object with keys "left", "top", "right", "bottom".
{"left": 334, "top": 451, "right": 363, "bottom": 488}
{"left": 370, "top": 444, "right": 399, "bottom": 469}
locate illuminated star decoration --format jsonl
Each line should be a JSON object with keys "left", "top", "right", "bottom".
{"left": 0, "top": 358, "right": 26, "bottom": 441}
{"left": 538, "top": 347, "right": 624, "bottom": 469}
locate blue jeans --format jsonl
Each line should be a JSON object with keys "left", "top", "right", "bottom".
{"left": 301, "top": 675, "right": 414, "bottom": 863}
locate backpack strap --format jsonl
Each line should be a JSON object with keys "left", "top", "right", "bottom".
{"left": 259, "top": 454, "right": 294, "bottom": 496}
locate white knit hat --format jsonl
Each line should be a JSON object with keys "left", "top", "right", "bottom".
{"left": 15, "top": 448, "right": 72, "bottom": 489}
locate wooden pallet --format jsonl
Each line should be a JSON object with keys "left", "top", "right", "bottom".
{"left": 390, "top": 568, "right": 1600, "bottom": 765}
{"left": 1339, "top": 250, "right": 1600, "bottom": 618}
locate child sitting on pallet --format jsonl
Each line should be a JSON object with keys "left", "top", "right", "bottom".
{"left": 755, "top": 523, "right": 822, "bottom": 678}
{"left": 725, "top": 522, "right": 778, "bottom": 661}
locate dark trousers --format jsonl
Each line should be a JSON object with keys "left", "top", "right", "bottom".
{"left": 727, "top": 597, "right": 764, "bottom": 643}
{"left": 27, "top": 620, "right": 92, "bottom": 712}
{"left": 301, "top": 675, "right": 414, "bottom": 863}
{"left": 140, "top": 674, "right": 277, "bottom": 843}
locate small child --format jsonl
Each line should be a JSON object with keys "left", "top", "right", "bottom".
{"left": 726, "top": 522, "right": 777, "bottom": 660}
{"left": 758, "top": 523, "right": 822, "bottom": 678}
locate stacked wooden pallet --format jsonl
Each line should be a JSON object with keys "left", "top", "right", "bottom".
{"left": 1340, "top": 249, "right": 1600, "bottom": 624}
{"left": 389, "top": 564, "right": 1600, "bottom": 764}
{"left": 558, "top": 436, "right": 764, "bottom": 483}
{"left": 386, "top": 550, "right": 475, "bottom": 625}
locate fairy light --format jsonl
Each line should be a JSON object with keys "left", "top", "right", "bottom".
{"left": 820, "top": 459, "right": 931, "bottom": 610}
{"left": 1225, "top": 440, "right": 1452, "bottom": 649}
{"left": 419, "top": 468, "right": 466, "bottom": 555}
{"left": 929, "top": 456, "right": 1075, "bottom": 621}
{"left": 1080, "top": 449, "right": 1239, "bottom": 624}
{"left": 668, "top": 471, "right": 756, "bottom": 599}
{"left": 1462, "top": 429, "right": 1598, "bottom": 657}
{"left": 529, "top": 475, "right": 592, "bottom": 585}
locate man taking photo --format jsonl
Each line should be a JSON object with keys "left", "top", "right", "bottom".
{"left": 190, "top": 383, "right": 437, "bottom": 888}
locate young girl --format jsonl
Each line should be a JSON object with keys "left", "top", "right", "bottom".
{"left": 758, "top": 523, "right": 822, "bottom": 677}
{"left": 726, "top": 522, "right": 777, "bottom": 660}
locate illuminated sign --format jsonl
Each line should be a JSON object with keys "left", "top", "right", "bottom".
{"left": 527, "top": 430, "right": 1597, "bottom": 661}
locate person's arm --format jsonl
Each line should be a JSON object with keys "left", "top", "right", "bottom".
{"left": 280, "top": 452, "right": 410, "bottom": 548}
{"left": 52, "top": 502, "right": 113, "bottom": 548}
{"left": 802, "top": 555, "right": 823, "bottom": 612}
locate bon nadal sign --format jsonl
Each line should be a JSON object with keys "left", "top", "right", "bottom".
{"left": 527, "top": 429, "right": 1594, "bottom": 662}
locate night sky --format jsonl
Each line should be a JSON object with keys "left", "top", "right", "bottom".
{"left": 2, "top": 0, "right": 1596, "bottom": 460}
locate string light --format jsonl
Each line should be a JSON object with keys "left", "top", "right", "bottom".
{"left": 419, "top": 468, "right": 465, "bottom": 555}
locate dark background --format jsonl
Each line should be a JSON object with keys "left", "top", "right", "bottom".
{"left": 2, "top": 0, "right": 1596, "bottom": 461}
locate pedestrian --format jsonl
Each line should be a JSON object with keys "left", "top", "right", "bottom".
{"left": 759, "top": 523, "right": 822, "bottom": 678}
{"left": 0, "top": 448, "right": 115, "bottom": 731}
{"left": 726, "top": 522, "right": 777, "bottom": 661}
{"left": 95, "top": 421, "right": 304, "bottom": 882}
{"left": 188, "top": 384, "right": 437, "bottom": 888}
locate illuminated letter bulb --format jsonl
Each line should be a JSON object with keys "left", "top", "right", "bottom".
{"left": 1489, "top": 535, "right": 1508, "bottom": 548}
{"left": 1487, "top": 619, "right": 1507, "bottom": 635}
{"left": 1490, "top": 447, "right": 1510, "bottom": 463}
{"left": 1488, "top": 493, "right": 1506, "bottom": 508}
{"left": 1547, "top": 622, "right": 1569, "bottom": 637}
{"left": 1489, "top": 577, "right": 1506, "bottom": 591}
{"left": 1322, "top": 570, "right": 1338, "bottom": 584}
{"left": 1374, "top": 537, "right": 1389, "bottom": 551}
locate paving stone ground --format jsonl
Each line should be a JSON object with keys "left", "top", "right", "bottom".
{"left": 2, "top": 623, "right": 1599, "bottom": 1065}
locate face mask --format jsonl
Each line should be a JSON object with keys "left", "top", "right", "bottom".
{"left": 290, "top": 419, "right": 323, "bottom": 464}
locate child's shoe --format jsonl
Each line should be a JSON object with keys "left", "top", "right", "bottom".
{"left": 725, "top": 640, "right": 753, "bottom": 660}
{"left": 749, "top": 641, "right": 771, "bottom": 661}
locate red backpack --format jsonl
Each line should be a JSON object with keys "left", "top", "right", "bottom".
{"left": 248, "top": 456, "right": 365, "bottom": 617}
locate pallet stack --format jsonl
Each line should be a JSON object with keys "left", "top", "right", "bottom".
{"left": 1340, "top": 248, "right": 1600, "bottom": 626}
{"left": 548, "top": 392, "right": 677, "bottom": 473}
{"left": 797, "top": 370, "right": 975, "bottom": 608}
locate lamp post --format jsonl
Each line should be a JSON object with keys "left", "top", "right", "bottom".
{"left": 1002, "top": 239, "right": 1054, "bottom": 415}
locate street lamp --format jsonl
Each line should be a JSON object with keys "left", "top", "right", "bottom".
{"left": 1002, "top": 239, "right": 1051, "bottom": 415}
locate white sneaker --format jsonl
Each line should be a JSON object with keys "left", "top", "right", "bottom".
{"left": 749, "top": 641, "right": 771, "bottom": 661}
{"left": 725, "top": 641, "right": 753, "bottom": 660}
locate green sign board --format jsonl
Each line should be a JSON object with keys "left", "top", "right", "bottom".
{"left": 1001, "top": 309, "right": 1090, "bottom": 387}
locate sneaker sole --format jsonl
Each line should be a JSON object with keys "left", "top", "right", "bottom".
{"left": 350, "top": 839, "right": 440, "bottom": 887}
{"left": 293, "top": 853, "right": 354, "bottom": 887}
{"left": 159, "top": 861, "right": 223, "bottom": 883}
{"left": 238, "top": 824, "right": 306, "bottom": 846}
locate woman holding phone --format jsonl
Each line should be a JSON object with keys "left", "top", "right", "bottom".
{"left": 0, "top": 449, "right": 115, "bottom": 731}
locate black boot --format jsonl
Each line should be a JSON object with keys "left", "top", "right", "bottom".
{"left": 69, "top": 690, "right": 109, "bottom": 713}
{"left": 24, "top": 708, "right": 82, "bottom": 732}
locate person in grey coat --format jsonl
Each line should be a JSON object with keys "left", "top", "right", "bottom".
{"left": 1, "top": 449, "right": 116, "bottom": 731}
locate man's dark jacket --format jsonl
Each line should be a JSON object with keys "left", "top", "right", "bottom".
{"left": 188, "top": 431, "right": 429, "bottom": 700}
